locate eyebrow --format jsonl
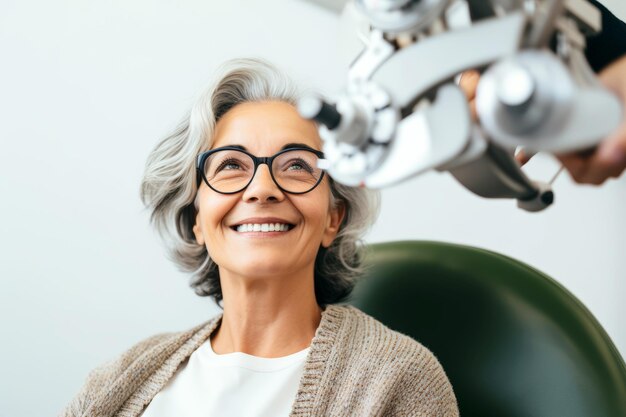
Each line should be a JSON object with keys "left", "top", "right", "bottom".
{"left": 224, "top": 143, "right": 319, "bottom": 152}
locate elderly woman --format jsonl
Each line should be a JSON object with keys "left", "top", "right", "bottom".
{"left": 62, "top": 58, "right": 458, "bottom": 417}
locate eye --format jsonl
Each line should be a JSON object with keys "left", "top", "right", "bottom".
{"left": 216, "top": 158, "right": 242, "bottom": 171}
{"left": 286, "top": 158, "right": 313, "bottom": 172}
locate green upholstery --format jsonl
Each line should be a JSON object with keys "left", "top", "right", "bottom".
{"left": 349, "top": 241, "right": 626, "bottom": 417}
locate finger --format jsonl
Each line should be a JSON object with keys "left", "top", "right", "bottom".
{"left": 459, "top": 70, "right": 480, "bottom": 101}
{"left": 578, "top": 133, "right": 626, "bottom": 184}
{"left": 556, "top": 153, "right": 591, "bottom": 184}
{"left": 514, "top": 149, "right": 532, "bottom": 166}
{"left": 469, "top": 99, "right": 478, "bottom": 121}
{"left": 598, "top": 55, "right": 626, "bottom": 95}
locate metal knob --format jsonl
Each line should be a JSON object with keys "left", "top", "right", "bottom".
{"left": 297, "top": 96, "right": 342, "bottom": 130}
{"left": 495, "top": 63, "right": 535, "bottom": 109}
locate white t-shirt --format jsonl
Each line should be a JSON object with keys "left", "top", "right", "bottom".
{"left": 141, "top": 337, "right": 309, "bottom": 417}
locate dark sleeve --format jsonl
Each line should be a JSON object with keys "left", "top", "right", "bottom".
{"left": 585, "top": 0, "right": 626, "bottom": 72}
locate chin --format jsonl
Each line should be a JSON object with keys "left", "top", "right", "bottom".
{"left": 221, "top": 256, "right": 305, "bottom": 279}
{"left": 242, "top": 262, "right": 293, "bottom": 278}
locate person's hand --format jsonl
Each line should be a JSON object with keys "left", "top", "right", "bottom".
{"left": 458, "top": 56, "right": 626, "bottom": 185}
{"left": 459, "top": 69, "right": 481, "bottom": 121}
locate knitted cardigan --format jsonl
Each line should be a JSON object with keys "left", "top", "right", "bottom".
{"left": 61, "top": 304, "right": 459, "bottom": 417}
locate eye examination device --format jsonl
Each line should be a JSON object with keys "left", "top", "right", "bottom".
{"left": 298, "top": 0, "right": 623, "bottom": 211}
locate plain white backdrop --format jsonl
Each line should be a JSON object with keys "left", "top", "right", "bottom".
{"left": 1, "top": 1, "right": 625, "bottom": 416}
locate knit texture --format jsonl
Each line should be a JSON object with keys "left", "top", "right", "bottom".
{"left": 61, "top": 305, "right": 458, "bottom": 417}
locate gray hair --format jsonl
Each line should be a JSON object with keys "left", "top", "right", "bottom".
{"left": 140, "top": 58, "right": 380, "bottom": 306}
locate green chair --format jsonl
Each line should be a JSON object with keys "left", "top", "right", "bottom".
{"left": 349, "top": 241, "right": 626, "bottom": 417}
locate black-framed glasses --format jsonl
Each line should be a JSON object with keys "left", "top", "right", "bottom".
{"left": 196, "top": 146, "right": 326, "bottom": 194}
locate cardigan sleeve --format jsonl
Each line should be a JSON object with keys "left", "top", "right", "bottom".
{"left": 59, "top": 333, "right": 171, "bottom": 417}
{"left": 59, "top": 359, "right": 118, "bottom": 417}
{"left": 383, "top": 347, "right": 459, "bottom": 417}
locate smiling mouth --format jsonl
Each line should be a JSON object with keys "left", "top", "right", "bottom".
{"left": 230, "top": 223, "right": 295, "bottom": 233}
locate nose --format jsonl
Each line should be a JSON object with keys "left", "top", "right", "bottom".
{"left": 242, "top": 163, "right": 285, "bottom": 203}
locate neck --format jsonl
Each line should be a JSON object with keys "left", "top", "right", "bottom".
{"left": 211, "top": 268, "right": 322, "bottom": 358}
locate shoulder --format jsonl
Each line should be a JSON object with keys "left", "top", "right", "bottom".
{"left": 59, "top": 317, "right": 220, "bottom": 417}
{"left": 83, "top": 324, "right": 200, "bottom": 385}
{"left": 331, "top": 304, "right": 437, "bottom": 363}
{"left": 330, "top": 305, "right": 459, "bottom": 416}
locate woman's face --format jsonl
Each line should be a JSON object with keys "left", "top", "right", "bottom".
{"left": 192, "top": 101, "right": 345, "bottom": 282}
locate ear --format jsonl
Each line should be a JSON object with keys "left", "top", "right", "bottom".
{"left": 192, "top": 211, "right": 205, "bottom": 245}
{"left": 321, "top": 201, "right": 346, "bottom": 248}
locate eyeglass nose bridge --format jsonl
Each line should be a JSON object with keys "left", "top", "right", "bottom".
{"left": 255, "top": 156, "right": 273, "bottom": 168}
{"left": 247, "top": 155, "right": 280, "bottom": 190}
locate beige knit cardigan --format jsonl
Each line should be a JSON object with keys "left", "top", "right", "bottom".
{"left": 61, "top": 304, "right": 459, "bottom": 417}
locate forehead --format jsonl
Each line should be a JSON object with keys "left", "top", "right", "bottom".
{"left": 211, "top": 101, "right": 322, "bottom": 152}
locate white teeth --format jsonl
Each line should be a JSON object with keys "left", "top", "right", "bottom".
{"left": 235, "top": 223, "right": 291, "bottom": 233}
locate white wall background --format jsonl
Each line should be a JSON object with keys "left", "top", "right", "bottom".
{"left": 1, "top": 1, "right": 625, "bottom": 416}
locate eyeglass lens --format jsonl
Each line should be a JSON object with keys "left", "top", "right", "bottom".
{"left": 202, "top": 149, "right": 323, "bottom": 193}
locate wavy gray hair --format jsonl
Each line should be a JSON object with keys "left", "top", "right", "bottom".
{"left": 140, "top": 58, "right": 380, "bottom": 307}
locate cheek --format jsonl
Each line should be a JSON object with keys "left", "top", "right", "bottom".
{"left": 196, "top": 188, "right": 237, "bottom": 234}
{"left": 293, "top": 192, "right": 331, "bottom": 230}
